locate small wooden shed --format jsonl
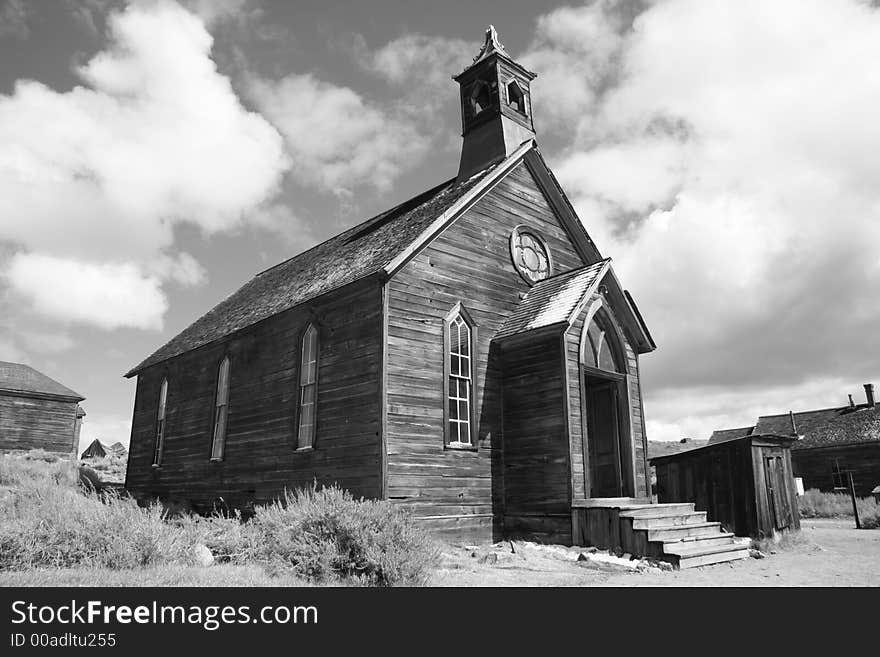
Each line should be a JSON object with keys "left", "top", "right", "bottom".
{"left": 650, "top": 433, "right": 800, "bottom": 539}
{"left": 0, "top": 361, "right": 85, "bottom": 456}
{"left": 80, "top": 439, "right": 108, "bottom": 459}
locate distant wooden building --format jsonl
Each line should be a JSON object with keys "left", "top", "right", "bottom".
{"left": 0, "top": 361, "right": 85, "bottom": 455}
{"left": 81, "top": 438, "right": 108, "bottom": 459}
{"left": 651, "top": 434, "right": 800, "bottom": 539}
{"left": 124, "top": 27, "right": 656, "bottom": 542}
{"left": 80, "top": 439, "right": 126, "bottom": 460}
{"left": 710, "top": 384, "right": 880, "bottom": 497}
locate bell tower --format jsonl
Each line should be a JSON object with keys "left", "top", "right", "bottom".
{"left": 454, "top": 26, "right": 537, "bottom": 181}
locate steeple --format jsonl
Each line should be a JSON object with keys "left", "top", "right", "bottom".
{"left": 454, "top": 25, "right": 537, "bottom": 181}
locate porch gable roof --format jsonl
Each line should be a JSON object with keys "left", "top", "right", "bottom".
{"left": 494, "top": 259, "right": 611, "bottom": 340}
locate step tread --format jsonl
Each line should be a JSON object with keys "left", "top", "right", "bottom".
{"left": 648, "top": 521, "right": 721, "bottom": 530}
{"left": 619, "top": 504, "right": 695, "bottom": 517}
{"left": 631, "top": 512, "right": 708, "bottom": 526}
{"left": 664, "top": 542, "right": 747, "bottom": 557}
{"left": 677, "top": 548, "right": 750, "bottom": 569}
{"left": 661, "top": 532, "right": 735, "bottom": 545}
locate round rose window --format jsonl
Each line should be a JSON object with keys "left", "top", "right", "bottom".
{"left": 510, "top": 227, "right": 551, "bottom": 284}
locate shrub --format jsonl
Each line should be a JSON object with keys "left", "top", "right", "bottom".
{"left": 248, "top": 484, "right": 438, "bottom": 586}
{"left": 0, "top": 452, "right": 439, "bottom": 584}
{"left": 798, "top": 488, "right": 879, "bottom": 520}
{"left": 860, "top": 505, "right": 880, "bottom": 530}
{"left": 0, "top": 473, "right": 200, "bottom": 570}
{"left": 175, "top": 512, "right": 253, "bottom": 564}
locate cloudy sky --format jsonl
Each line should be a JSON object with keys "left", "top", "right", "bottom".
{"left": 2, "top": 0, "right": 879, "bottom": 452}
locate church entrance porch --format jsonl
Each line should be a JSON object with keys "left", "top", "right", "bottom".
{"left": 583, "top": 371, "right": 629, "bottom": 498}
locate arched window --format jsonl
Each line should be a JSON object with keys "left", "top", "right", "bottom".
{"left": 507, "top": 79, "right": 526, "bottom": 114}
{"left": 210, "top": 356, "right": 230, "bottom": 460}
{"left": 444, "top": 306, "right": 476, "bottom": 447}
{"left": 297, "top": 323, "right": 319, "bottom": 449}
{"left": 152, "top": 377, "right": 168, "bottom": 466}
{"left": 583, "top": 308, "right": 622, "bottom": 373}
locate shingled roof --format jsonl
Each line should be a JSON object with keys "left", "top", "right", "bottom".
{"left": 494, "top": 260, "right": 611, "bottom": 340}
{"left": 707, "top": 426, "right": 755, "bottom": 445}
{"left": 0, "top": 361, "right": 84, "bottom": 401}
{"left": 126, "top": 162, "right": 502, "bottom": 377}
{"left": 754, "top": 405, "right": 880, "bottom": 450}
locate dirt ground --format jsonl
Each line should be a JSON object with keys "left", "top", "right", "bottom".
{"left": 430, "top": 519, "right": 880, "bottom": 587}
{"left": 2, "top": 519, "right": 874, "bottom": 588}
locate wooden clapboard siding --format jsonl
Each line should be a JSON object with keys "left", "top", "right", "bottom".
{"left": 501, "top": 335, "right": 571, "bottom": 543}
{"left": 565, "top": 297, "right": 650, "bottom": 500}
{"left": 0, "top": 393, "right": 79, "bottom": 454}
{"left": 126, "top": 282, "right": 383, "bottom": 508}
{"left": 385, "top": 161, "right": 587, "bottom": 540}
{"left": 653, "top": 436, "right": 799, "bottom": 538}
{"left": 791, "top": 443, "right": 880, "bottom": 497}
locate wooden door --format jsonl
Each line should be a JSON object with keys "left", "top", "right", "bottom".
{"left": 587, "top": 381, "right": 622, "bottom": 497}
{"left": 765, "top": 456, "right": 791, "bottom": 530}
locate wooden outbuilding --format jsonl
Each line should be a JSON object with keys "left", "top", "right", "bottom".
{"left": 80, "top": 439, "right": 108, "bottom": 459}
{"left": 124, "top": 27, "right": 657, "bottom": 543}
{"left": 0, "top": 361, "right": 85, "bottom": 456}
{"left": 710, "top": 384, "right": 880, "bottom": 498}
{"left": 650, "top": 434, "right": 800, "bottom": 539}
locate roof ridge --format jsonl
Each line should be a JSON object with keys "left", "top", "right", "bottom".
{"left": 758, "top": 405, "right": 848, "bottom": 419}
{"left": 253, "top": 177, "right": 456, "bottom": 280}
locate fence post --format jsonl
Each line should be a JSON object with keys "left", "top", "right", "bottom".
{"left": 847, "top": 471, "right": 861, "bottom": 529}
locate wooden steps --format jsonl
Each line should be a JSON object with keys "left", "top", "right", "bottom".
{"left": 573, "top": 499, "right": 750, "bottom": 570}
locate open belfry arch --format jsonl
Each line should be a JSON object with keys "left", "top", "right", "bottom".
{"left": 124, "top": 25, "right": 669, "bottom": 549}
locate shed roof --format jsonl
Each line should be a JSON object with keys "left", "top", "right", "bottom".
{"left": 494, "top": 259, "right": 610, "bottom": 340}
{"left": 0, "top": 361, "right": 84, "bottom": 401}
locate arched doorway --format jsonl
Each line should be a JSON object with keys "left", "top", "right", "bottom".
{"left": 580, "top": 303, "right": 633, "bottom": 498}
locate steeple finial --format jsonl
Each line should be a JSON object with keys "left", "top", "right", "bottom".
{"left": 472, "top": 25, "right": 509, "bottom": 64}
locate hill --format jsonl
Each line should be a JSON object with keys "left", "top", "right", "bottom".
{"left": 647, "top": 438, "right": 708, "bottom": 460}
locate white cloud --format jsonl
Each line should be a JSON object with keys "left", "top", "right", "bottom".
{"left": 521, "top": 3, "right": 628, "bottom": 133}
{"left": 249, "top": 73, "right": 429, "bottom": 194}
{"left": 529, "top": 0, "right": 880, "bottom": 440}
{"left": 20, "top": 331, "right": 76, "bottom": 354}
{"left": 0, "top": 0, "right": 289, "bottom": 329}
{"left": 364, "top": 33, "right": 472, "bottom": 90}
{"left": 6, "top": 253, "right": 167, "bottom": 330}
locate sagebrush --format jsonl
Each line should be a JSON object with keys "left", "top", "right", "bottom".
{"left": 0, "top": 452, "right": 437, "bottom": 584}
{"left": 248, "top": 484, "right": 439, "bottom": 586}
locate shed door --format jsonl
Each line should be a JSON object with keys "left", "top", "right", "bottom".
{"left": 765, "top": 456, "right": 791, "bottom": 530}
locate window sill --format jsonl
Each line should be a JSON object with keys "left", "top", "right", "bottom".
{"left": 151, "top": 464, "right": 161, "bottom": 469}
{"left": 445, "top": 442, "right": 477, "bottom": 452}
{"left": 209, "top": 457, "right": 224, "bottom": 463}
{"left": 294, "top": 446, "right": 314, "bottom": 453}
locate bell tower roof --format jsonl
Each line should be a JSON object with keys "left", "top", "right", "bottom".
{"left": 453, "top": 26, "right": 537, "bottom": 181}
{"left": 471, "top": 25, "right": 510, "bottom": 66}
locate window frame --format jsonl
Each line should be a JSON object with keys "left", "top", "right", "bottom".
{"left": 509, "top": 225, "right": 553, "bottom": 285}
{"left": 295, "top": 322, "right": 320, "bottom": 451}
{"left": 152, "top": 376, "right": 168, "bottom": 467}
{"left": 582, "top": 307, "right": 624, "bottom": 374}
{"left": 506, "top": 79, "right": 527, "bottom": 115}
{"left": 443, "top": 304, "right": 478, "bottom": 450}
{"left": 209, "top": 355, "right": 231, "bottom": 461}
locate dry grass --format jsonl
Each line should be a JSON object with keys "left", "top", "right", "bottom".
{"left": 0, "top": 450, "right": 436, "bottom": 586}
{"left": 0, "top": 564, "right": 310, "bottom": 587}
{"left": 798, "top": 488, "right": 880, "bottom": 526}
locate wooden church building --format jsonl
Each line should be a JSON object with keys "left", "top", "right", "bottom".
{"left": 124, "top": 27, "right": 656, "bottom": 542}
